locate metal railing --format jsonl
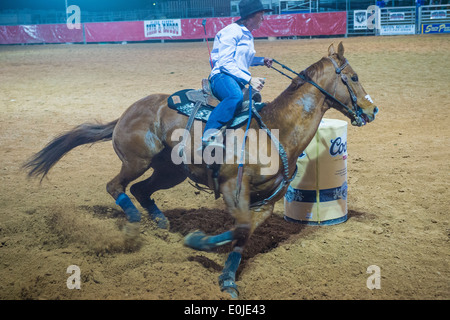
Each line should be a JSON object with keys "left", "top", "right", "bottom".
{"left": 0, "top": 1, "right": 372, "bottom": 26}
{"left": 0, "top": 7, "right": 217, "bottom": 25}
{"left": 378, "top": 6, "right": 417, "bottom": 35}
{"left": 347, "top": 9, "right": 376, "bottom": 36}
{"left": 419, "top": 4, "right": 450, "bottom": 23}
{"left": 347, "top": 4, "right": 450, "bottom": 36}
{"left": 2, "top": 2, "right": 450, "bottom": 38}
{"left": 279, "top": 0, "right": 319, "bottom": 13}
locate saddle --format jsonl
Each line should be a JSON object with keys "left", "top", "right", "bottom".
{"left": 167, "top": 79, "right": 267, "bottom": 199}
{"left": 168, "top": 79, "right": 265, "bottom": 129}
{"left": 167, "top": 79, "right": 293, "bottom": 206}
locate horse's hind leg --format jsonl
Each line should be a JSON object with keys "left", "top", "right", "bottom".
{"left": 130, "top": 149, "right": 187, "bottom": 229}
{"left": 106, "top": 159, "right": 150, "bottom": 234}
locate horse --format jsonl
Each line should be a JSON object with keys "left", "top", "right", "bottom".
{"left": 23, "top": 42, "right": 378, "bottom": 298}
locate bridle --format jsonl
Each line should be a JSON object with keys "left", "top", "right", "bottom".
{"left": 240, "top": 57, "right": 365, "bottom": 208}
{"left": 271, "top": 58, "right": 365, "bottom": 126}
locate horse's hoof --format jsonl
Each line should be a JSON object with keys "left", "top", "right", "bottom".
{"left": 220, "top": 280, "right": 239, "bottom": 299}
{"left": 123, "top": 221, "right": 140, "bottom": 239}
{"left": 184, "top": 230, "right": 212, "bottom": 251}
{"left": 147, "top": 203, "right": 169, "bottom": 229}
{"left": 151, "top": 212, "right": 169, "bottom": 229}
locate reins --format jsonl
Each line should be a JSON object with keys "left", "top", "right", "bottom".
{"left": 234, "top": 85, "right": 297, "bottom": 208}
{"left": 271, "top": 58, "right": 363, "bottom": 126}
{"left": 233, "top": 57, "right": 363, "bottom": 206}
{"left": 236, "top": 57, "right": 363, "bottom": 207}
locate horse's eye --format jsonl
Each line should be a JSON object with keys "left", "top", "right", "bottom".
{"left": 351, "top": 75, "right": 358, "bottom": 82}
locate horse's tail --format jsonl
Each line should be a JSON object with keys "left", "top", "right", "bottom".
{"left": 23, "top": 119, "right": 119, "bottom": 181}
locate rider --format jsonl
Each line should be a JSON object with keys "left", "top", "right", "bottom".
{"left": 202, "top": 0, "right": 274, "bottom": 149}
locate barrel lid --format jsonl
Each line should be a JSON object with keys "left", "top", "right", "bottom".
{"left": 319, "top": 118, "right": 348, "bottom": 128}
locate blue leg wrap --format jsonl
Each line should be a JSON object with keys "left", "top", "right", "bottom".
{"left": 208, "top": 231, "right": 234, "bottom": 246}
{"left": 184, "top": 230, "right": 233, "bottom": 251}
{"left": 145, "top": 200, "right": 169, "bottom": 229}
{"left": 116, "top": 193, "right": 141, "bottom": 223}
{"left": 219, "top": 251, "right": 242, "bottom": 298}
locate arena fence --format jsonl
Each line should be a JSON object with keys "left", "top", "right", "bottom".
{"left": 0, "top": 12, "right": 346, "bottom": 45}
{"left": 0, "top": 4, "right": 449, "bottom": 45}
{"left": 347, "top": 3, "right": 450, "bottom": 36}
{"left": 419, "top": 4, "right": 450, "bottom": 34}
{"left": 378, "top": 6, "right": 417, "bottom": 35}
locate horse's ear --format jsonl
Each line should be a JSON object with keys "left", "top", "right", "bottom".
{"left": 337, "top": 42, "right": 345, "bottom": 60}
{"left": 328, "top": 43, "right": 335, "bottom": 56}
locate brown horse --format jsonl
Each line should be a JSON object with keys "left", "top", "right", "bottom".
{"left": 23, "top": 42, "right": 378, "bottom": 298}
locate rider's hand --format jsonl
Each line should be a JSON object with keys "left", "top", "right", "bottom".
{"left": 249, "top": 77, "right": 265, "bottom": 92}
{"left": 264, "top": 57, "right": 273, "bottom": 68}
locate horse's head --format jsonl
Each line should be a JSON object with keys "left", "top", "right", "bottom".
{"left": 326, "top": 42, "right": 379, "bottom": 126}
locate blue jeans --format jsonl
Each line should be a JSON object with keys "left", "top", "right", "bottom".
{"left": 203, "top": 73, "right": 244, "bottom": 140}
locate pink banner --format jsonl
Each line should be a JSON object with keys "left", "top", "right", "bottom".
{"left": 84, "top": 21, "right": 145, "bottom": 42}
{"left": 254, "top": 14, "right": 299, "bottom": 37}
{"left": 183, "top": 17, "right": 237, "bottom": 39}
{"left": 295, "top": 11, "right": 347, "bottom": 36}
{"left": 0, "top": 24, "right": 83, "bottom": 44}
{"left": 0, "top": 12, "right": 346, "bottom": 45}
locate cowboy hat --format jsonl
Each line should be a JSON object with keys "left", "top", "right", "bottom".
{"left": 238, "top": 0, "right": 273, "bottom": 21}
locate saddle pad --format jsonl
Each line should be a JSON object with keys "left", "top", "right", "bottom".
{"left": 168, "top": 89, "right": 266, "bottom": 129}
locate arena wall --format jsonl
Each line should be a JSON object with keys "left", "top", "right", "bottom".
{"left": 0, "top": 12, "right": 346, "bottom": 45}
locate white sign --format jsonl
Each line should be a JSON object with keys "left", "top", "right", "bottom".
{"left": 379, "top": 24, "right": 415, "bottom": 35}
{"left": 144, "top": 19, "right": 182, "bottom": 38}
{"left": 430, "top": 10, "right": 447, "bottom": 19}
{"left": 354, "top": 10, "right": 369, "bottom": 29}
{"left": 389, "top": 12, "right": 405, "bottom": 21}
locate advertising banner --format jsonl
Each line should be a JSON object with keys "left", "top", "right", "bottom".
{"left": 84, "top": 21, "right": 145, "bottom": 42}
{"left": 1, "top": 12, "right": 347, "bottom": 45}
{"left": 430, "top": 10, "right": 447, "bottom": 20}
{"left": 144, "top": 19, "right": 182, "bottom": 38}
{"left": 253, "top": 14, "right": 297, "bottom": 37}
{"left": 180, "top": 17, "right": 236, "bottom": 39}
{"left": 295, "top": 11, "right": 347, "bottom": 36}
{"left": 422, "top": 23, "right": 450, "bottom": 34}
{"left": 379, "top": 24, "right": 415, "bottom": 35}
{"left": 0, "top": 24, "right": 83, "bottom": 44}
{"left": 354, "top": 10, "right": 369, "bottom": 29}
{"left": 389, "top": 12, "right": 405, "bottom": 21}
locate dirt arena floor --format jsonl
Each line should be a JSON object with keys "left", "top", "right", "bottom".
{"left": 0, "top": 34, "right": 449, "bottom": 301}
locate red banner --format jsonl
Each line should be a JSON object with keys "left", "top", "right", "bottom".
{"left": 296, "top": 11, "right": 347, "bottom": 36}
{"left": 0, "top": 24, "right": 83, "bottom": 44}
{"left": 254, "top": 14, "right": 299, "bottom": 37}
{"left": 0, "top": 12, "right": 346, "bottom": 45}
{"left": 84, "top": 21, "right": 145, "bottom": 43}
{"left": 182, "top": 17, "right": 237, "bottom": 39}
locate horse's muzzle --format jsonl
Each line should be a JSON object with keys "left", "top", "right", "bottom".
{"left": 352, "top": 105, "right": 378, "bottom": 126}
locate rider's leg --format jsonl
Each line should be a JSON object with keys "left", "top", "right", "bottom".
{"left": 202, "top": 73, "right": 244, "bottom": 147}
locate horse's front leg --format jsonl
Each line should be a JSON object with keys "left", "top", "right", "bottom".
{"left": 216, "top": 176, "right": 251, "bottom": 298}
{"left": 184, "top": 175, "right": 251, "bottom": 297}
{"left": 218, "top": 202, "right": 274, "bottom": 298}
{"left": 184, "top": 174, "right": 251, "bottom": 251}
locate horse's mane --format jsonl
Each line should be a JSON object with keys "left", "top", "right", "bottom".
{"left": 304, "top": 57, "right": 328, "bottom": 81}
{"left": 268, "top": 57, "right": 328, "bottom": 108}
